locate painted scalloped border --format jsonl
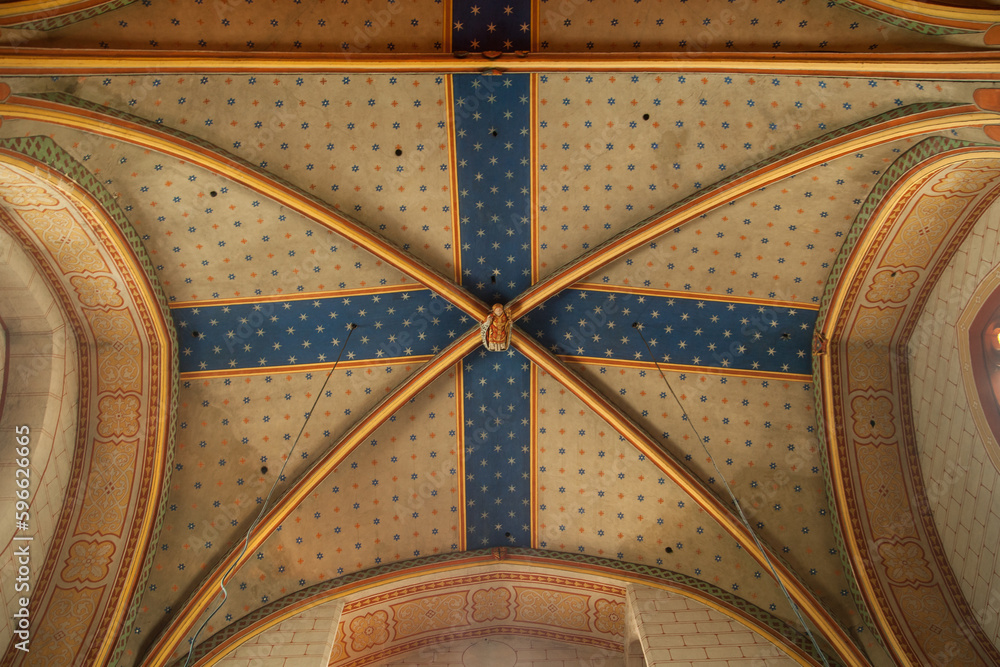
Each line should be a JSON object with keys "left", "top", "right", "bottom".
{"left": 177, "top": 548, "right": 841, "bottom": 667}
{"left": 810, "top": 135, "right": 981, "bottom": 654}
{"left": 0, "top": 134, "right": 179, "bottom": 667}
{"left": 5, "top": 0, "right": 136, "bottom": 31}
{"left": 831, "top": 0, "right": 974, "bottom": 36}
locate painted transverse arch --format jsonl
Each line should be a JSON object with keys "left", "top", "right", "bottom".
{"left": 0, "top": 137, "right": 175, "bottom": 667}
{"left": 916, "top": 194, "right": 1000, "bottom": 651}
{"left": 0, "top": 222, "right": 79, "bottom": 656}
{"left": 168, "top": 555, "right": 830, "bottom": 667}
{"left": 818, "top": 139, "right": 1000, "bottom": 666}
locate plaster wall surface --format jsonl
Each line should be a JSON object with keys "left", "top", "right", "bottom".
{"left": 908, "top": 196, "right": 1000, "bottom": 649}
{"left": 217, "top": 599, "right": 345, "bottom": 667}
{"left": 382, "top": 636, "right": 624, "bottom": 667}
{"left": 626, "top": 584, "right": 797, "bottom": 667}
{"left": 0, "top": 229, "right": 79, "bottom": 652}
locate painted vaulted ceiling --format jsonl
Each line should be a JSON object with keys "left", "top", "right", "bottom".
{"left": 0, "top": 1, "right": 1000, "bottom": 666}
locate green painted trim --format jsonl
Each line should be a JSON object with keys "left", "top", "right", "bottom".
{"left": 831, "top": 0, "right": 975, "bottom": 35}
{"left": 6, "top": 0, "right": 137, "bottom": 31}
{"left": 22, "top": 90, "right": 324, "bottom": 202}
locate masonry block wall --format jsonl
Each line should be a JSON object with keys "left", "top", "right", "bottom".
{"left": 625, "top": 598, "right": 647, "bottom": 667}
{"left": 0, "top": 230, "right": 79, "bottom": 652}
{"left": 908, "top": 200, "right": 1000, "bottom": 646}
{"left": 625, "top": 584, "right": 797, "bottom": 666}
{"left": 217, "top": 599, "right": 344, "bottom": 667}
{"left": 381, "top": 636, "right": 624, "bottom": 667}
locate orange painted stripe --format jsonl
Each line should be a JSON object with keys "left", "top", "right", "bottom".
{"left": 455, "top": 362, "right": 467, "bottom": 552}
{"left": 169, "top": 284, "right": 427, "bottom": 309}
{"left": 442, "top": 0, "right": 453, "bottom": 52}
{"left": 180, "top": 356, "right": 434, "bottom": 380}
{"left": 573, "top": 282, "right": 821, "bottom": 311}
{"left": 445, "top": 76, "right": 463, "bottom": 283}
{"left": 529, "top": 364, "right": 539, "bottom": 548}
{"left": 559, "top": 356, "right": 813, "bottom": 382}
{"left": 530, "top": 73, "right": 540, "bottom": 285}
{"left": 530, "top": 0, "right": 540, "bottom": 53}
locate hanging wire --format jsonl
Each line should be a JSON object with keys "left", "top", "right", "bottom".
{"left": 182, "top": 323, "right": 357, "bottom": 667}
{"left": 631, "top": 322, "right": 833, "bottom": 667}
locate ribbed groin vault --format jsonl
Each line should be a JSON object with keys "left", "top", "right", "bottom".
{"left": 1, "top": 0, "right": 1000, "bottom": 665}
